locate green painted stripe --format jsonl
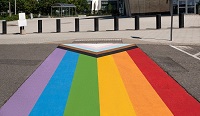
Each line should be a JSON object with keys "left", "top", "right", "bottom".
{"left": 64, "top": 54, "right": 100, "bottom": 116}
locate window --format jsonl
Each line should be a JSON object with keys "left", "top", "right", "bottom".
{"left": 178, "top": 0, "right": 196, "bottom": 14}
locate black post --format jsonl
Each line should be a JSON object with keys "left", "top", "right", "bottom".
{"left": 179, "top": 13, "right": 184, "bottom": 28}
{"left": 170, "top": 0, "right": 173, "bottom": 41}
{"left": 94, "top": 18, "right": 99, "bottom": 31}
{"left": 135, "top": 15, "right": 139, "bottom": 30}
{"left": 156, "top": 14, "right": 161, "bottom": 29}
{"left": 38, "top": 20, "right": 42, "bottom": 33}
{"left": 114, "top": 17, "right": 119, "bottom": 31}
{"left": 20, "top": 26, "right": 24, "bottom": 34}
{"left": 75, "top": 18, "right": 79, "bottom": 32}
{"left": 2, "top": 20, "right": 7, "bottom": 34}
{"left": 56, "top": 19, "right": 61, "bottom": 32}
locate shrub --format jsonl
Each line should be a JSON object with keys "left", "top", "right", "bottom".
{"left": 0, "top": 14, "right": 30, "bottom": 21}
{"left": 0, "top": 15, "right": 19, "bottom": 21}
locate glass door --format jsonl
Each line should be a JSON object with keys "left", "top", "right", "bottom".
{"left": 178, "top": 0, "right": 196, "bottom": 14}
{"left": 118, "top": 0, "right": 125, "bottom": 15}
{"left": 178, "top": 0, "right": 187, "bottom": 14}
{"left": 187, "top": 0, "right": 196, "bottom": 13}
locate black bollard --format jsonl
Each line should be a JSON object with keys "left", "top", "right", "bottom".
{"left": 56, "top": 19, "right": 61, "bottom": 32}
{"left": 20, "top": 26, "right": 23, "bottom": 32}
{"left": 114, "top": 17, "right": 119, "bottom": 31}
{"left": 94, "top": 18, "right": 99, "bottom": 31}
{"left": 156, "top": 14, "right": 161, "bottom": 29}
{"left": 179, "top": 13, "right": 184, "bottom": 28}
{"left": 135, "top": 15, "right": 139, "bottom": 30}
{"left": 2, "top": 20, "right": 7, "bottom": 34}
{"left": 38, "top": 20, "right": 42, "bottom": 33}
{"left": 20, "top": 26, "right": 25, "bottom": 34}
{"left": 75, "top": 18, "right": 79, "bottom": 32}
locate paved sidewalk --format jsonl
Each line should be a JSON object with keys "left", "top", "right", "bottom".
{"left": 0, "top": 15, "right": 199, "bottom": 44}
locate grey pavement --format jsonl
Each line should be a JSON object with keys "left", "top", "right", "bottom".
{"left": 0, "top": 15, "right": 200, "bottom": 44}
{"left": 0, "top": 15, "right": 200, "bottom": 108}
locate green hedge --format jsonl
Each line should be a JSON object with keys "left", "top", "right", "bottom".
{"left": 0, "top": 14, "right": 30, "bottom": 21}
{"left": 0, "top": 15, "right": 19, "bottom": 21}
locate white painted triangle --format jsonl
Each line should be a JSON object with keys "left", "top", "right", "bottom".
{"left": 62, "top": 44, "right": 131, "bottom": 52}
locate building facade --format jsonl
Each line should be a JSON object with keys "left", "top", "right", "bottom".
{"left": 88, "top": 0, "right": 199, "bottom": 16}
{"left": 173, "top": 0, "right": 200, "bottom": 14}
{"left": 125, "top": 0, "right": 170, "bottom": 16}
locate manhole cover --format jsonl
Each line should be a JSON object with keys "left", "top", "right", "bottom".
{"left": 72, "top": 39, "right": 123, "bottom": 43}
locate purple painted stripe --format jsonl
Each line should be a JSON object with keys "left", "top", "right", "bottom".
{"left": 0, "top": 48, "right": 66, "bottom": 116}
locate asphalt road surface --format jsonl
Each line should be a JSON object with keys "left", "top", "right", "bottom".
{"left": 0, "top": 44, "right": 199, "bottom": 108}
{"left": 138, "top": 44, "right": 200, "bottom": 102}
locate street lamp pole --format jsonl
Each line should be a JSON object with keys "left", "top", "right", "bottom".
{"left": 15, "top": 0, "right": 16, "bottom": 15}
{"left": 9, "top": 1, "right": 11, "bottom": 17}
{"left": 170, "top": 0, "right": 173, "bottom": 41}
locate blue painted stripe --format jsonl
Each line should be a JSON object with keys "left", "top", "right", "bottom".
{"left": 29, "top": 51, "right": 79, "bottom": 116}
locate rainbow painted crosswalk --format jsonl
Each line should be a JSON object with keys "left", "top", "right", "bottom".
{"left": 0, "top": 45, "right": 200, "bottom": 116}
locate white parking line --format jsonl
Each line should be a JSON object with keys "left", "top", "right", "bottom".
{"left": 194, "top": 52, "right": 200, "bottom": 57}
{"left": 170, "top": 45, "right": 200, "bottom": 61}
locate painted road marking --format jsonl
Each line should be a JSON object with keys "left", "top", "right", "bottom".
{"left": 1, "top": 46, "right": 200, "bottom": 116}
{"left": 0, "top": 48, "right": 66, "bottom": 116}
{"left": 194, "top": 52, "right": 200, "bottom": 57}
{"left": 170, "top": 45, "right": 200, "bottom": 61}
{"left": 64, "top": 54, "right": 100, "bottom": 116}
{"left": 98, "top": 55, "right": 136, "bottom": 116}
{"left": 62, "top": 44, "right": 130, "bottom": 52}
{"left": 29, "top": 51, "right": 79, "bottom": 116}
{"left": 172, "top": 46, "right": 193, "bottom": 51}
{"left": 127, "top": 48, "right": 200, "bottom": 115}
{"left": 112, "top": 52, "right": 173, "bottom": 116}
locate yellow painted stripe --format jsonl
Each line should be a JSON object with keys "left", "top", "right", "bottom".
{"left": 97, "top": 55, "right": 136, "bottom": 116}
{"left": 112, "top": 52, "right": 173, "bottom": 116}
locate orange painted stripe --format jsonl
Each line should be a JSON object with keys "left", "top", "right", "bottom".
{"left": 128, "top": 48, "right": 200, "bottom": 115}
{"left": 112, "top": 52, "right": 173, "bottom": 116}
{"left": 97, "top": 55, "right": 136, "bottom": 116}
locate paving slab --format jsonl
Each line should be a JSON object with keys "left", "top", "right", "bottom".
{"left": 0, "top": 15, "right": 200, "bottom": 44}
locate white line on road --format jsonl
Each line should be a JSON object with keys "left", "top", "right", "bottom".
{"left": 170, "top": 45, "right": 200, "bottom": 61}
{"left": 194, "top": 52, "right": 200, "bottom": 57}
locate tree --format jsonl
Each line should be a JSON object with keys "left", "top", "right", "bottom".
{"left": 67, "top": 0, "right": 90, "bottom": 14}
{"left": 107, "top": 4, "right": 112, "bottom": 13}
{"left": 15, "top": 0, "right": 26, "bottom": 13}
{"left": 0, "top": 0, "right": 9, "bottom": 13}
{"left": 1, "top": 0, "right": 87, "bottom": 16}
{"left": 24, "top": 0, "right": 39, "bottom": 14}
{"left": 4, "top": 0, "right": 39, "bottom": 14}
{"left": 38, "top": 0, "right": 66, "bottom": 15}
{"left": 17, "top": 0, "right": 38, "bottom": 14}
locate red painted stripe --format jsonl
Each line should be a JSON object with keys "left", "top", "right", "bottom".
{"left": 127, "top": 48, "right": 200, "bottom": 116}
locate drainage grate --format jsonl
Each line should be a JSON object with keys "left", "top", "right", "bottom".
{"left": 72, "top": 39, "right": 123, "bottom": 43}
